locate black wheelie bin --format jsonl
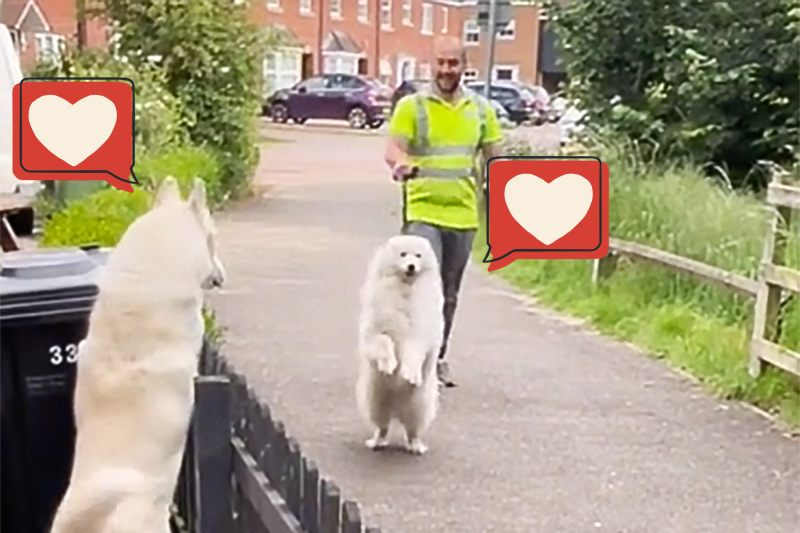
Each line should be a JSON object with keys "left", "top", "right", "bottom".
{"left": 0, "top": 246, "right": 110, "bottom": 533}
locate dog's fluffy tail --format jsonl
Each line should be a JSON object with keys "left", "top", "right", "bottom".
{"left": 49, "top": 468, "right": 147, "bottom": 533}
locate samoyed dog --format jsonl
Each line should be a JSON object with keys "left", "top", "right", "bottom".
{"left": 49, "top": 177, "right": 225, "bottom": 533}
{"left": 356, "top": 234, "right": 444, "bottom": 455}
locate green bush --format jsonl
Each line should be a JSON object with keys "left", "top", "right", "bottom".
{"left": 545, "top": 0, "right": 800, "bottom": 191}
{"left": 39, "top": 187, "right": 152, "bottom": 248}
{"left": 30, "top": 48, "right": 189, "bottom": 160}
{"left": 135, "top": 144, "right": 224, "bottom": 208}
{"left": 101, "top": 0, "right": 278, "bottom": 195}
{"left": 478, "top": 138, "right": 800, "bottom": 425}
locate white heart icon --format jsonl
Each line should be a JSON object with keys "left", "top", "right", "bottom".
{"left": 504, "top": 173, "right": 594, "bottom": 245}
{"left": 28, "top": 95, "right": 117, "bottom": 167}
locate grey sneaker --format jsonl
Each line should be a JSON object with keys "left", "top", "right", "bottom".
{"left": 437, "top": 360, "right": 456, "bottom": 388}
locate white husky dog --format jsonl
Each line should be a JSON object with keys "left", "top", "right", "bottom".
{"left": 356, "top": 234, "right": 444, "bottom": 455}
{"left": 49, "top": 177, "right": 225, "bottom": 533}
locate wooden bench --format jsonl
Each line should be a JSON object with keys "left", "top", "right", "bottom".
{"left": 1, "top": 193, "right": 35, "bottom": 252}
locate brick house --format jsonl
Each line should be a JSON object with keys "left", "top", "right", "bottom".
{"left": 251, "top": 0, "right": 565, "bottom": 91}
{"left": 456, "top": 0, "right": 546, "bottom": 86}
{"left": 251, "top": 0, "right": 462, "bottom": 92}
{"left": 1, "top": 0, "right": 108, "bottom": 73}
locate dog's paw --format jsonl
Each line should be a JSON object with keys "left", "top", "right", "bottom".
{"left": 365, "top": 434, "right": 390, "bottom": 451}
{"left": 399, "top": 364, "right": 423, "bottom": 387}
{"left": 404, "top": 438, "right": 428, "bottom": 456}
{"left": 375, "top": 354, "right": 398, "bottom": 375}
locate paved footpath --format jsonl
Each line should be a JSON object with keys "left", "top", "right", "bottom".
{"left": 210, "top": 122, "right": 799, "bottom": 533}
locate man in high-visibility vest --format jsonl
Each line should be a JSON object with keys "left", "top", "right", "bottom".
{"left": 384, "top": 36, "right": 503, "bottom": 387}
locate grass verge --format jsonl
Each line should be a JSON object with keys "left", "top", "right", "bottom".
{"left": 475, "top": 141, "right": 800, "bottom": 428}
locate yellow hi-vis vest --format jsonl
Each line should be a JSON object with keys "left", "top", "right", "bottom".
{"left": 403, "top": 91, "right": 490, "bottom": 230}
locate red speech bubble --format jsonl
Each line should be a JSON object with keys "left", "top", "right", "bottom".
{"left": 12, "top": 78, "right": 138, "bottom": 193}
{"left": 483, "top": 156, "right": 609, "bottom": 271}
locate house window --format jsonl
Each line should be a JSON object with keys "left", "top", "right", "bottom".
{"left": 381, "top": 0, "right": 392, "bottom": 28}
{"left": 266, "top": 0, "right": 280, "bottom": 10}
{"left": 402, "top": 0, "right": 412, "bottom": 25}
{"left": 358, "top": 0, "right": 368, "bottom": 21}
{"left": 493, "top": 65, "right": 518, "bottom": 81}
{"left": 463, "top": 68, "right": 478, "bottom": 81}
{"left": 300, "top": 0, "right": 312, "bottom": 14}
{"left": 35, "top": 33, "right": 65, "bottom": 62}
{"left": 418, "top": 62, "right": 431, "bottom": 80}
{"left": 498, "top": 19, "right": 515, "bottom": 40}
{"left": 263, "top": 49, "right": 302, "bottom": 94}
{"left": 421, "top": 4, "right": 433, "bottom": 34}
{"left": 441, "top": 7, "right": 448, "bottom": 33}
{"left": 330, "top": 0, "right": 342, "bottom": 17}
{"left": 463, "top": 20, "right": 479, "bottom": 45}
{"left": 324, "top": 53, "right": 359, "bottom": 75}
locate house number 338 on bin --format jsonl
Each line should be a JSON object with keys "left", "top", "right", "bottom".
{"left": 49, "top": 343, "right": 78, "bottom": 366}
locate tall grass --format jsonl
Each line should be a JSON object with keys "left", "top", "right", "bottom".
{"left": 476, "top": 138, "right": 800, "bottom": 426}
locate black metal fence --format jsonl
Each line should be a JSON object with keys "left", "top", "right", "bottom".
{"left": 170, "top": 342, "right": 382, "bottom": 533}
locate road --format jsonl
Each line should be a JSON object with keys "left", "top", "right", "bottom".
{"left": 209, "top": 120, "right": 799, "bottom": 533}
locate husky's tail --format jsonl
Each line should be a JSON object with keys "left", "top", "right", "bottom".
{"left": 49, "top": 468, "right": 147, "bottom": 533}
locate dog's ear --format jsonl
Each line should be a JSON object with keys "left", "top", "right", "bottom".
{"left": 188, "top": 178, "right": 208, "bottom": 215}
{"left": 154, "top": 176, "right": 181, "bottom": 207}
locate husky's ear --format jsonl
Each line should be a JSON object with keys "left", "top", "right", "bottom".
{"left": 188, "top": 178, "right": 208, "bottom": 214}
{"left": 154, "top": 176, "right": 181, "bottom": 207}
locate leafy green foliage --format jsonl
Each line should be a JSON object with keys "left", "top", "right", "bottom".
{"left": 39, "top": 144, "right": 224, "bottom": 247}
{"left": 100, "top": 0, "right": 278, "bottom": 195}
{"left": 39, "top": 187, "right": 152, "bottom": 248}
{"left": 545, "top": 0, "right": 800, "bottom": 190}
{"left": 134, "top": 144, "right": 224, "bottom": 208}
{"left": 482, "top": 138, "right": 800, "bottom": 425}
{"left": 30, "top": 48, "right": 188, "bottom": 160}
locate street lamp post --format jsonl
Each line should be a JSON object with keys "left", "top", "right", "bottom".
{"left": 482, "top": 0, "right": 498, "bottom": 102}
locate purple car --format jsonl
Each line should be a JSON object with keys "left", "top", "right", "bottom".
{"left": 265, "top": 74, "right": 392, "bottom": 129}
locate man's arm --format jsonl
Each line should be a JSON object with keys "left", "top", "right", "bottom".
{"left": 385, "top": 96, "right": 416, "bottom": 172}
{"left": 479, "top": 100, "right": 504, "bottom": 161}
{"left": 477, "top": 101, "right": 504, "bottom": 191}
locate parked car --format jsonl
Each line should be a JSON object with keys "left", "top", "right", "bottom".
{"left": 387, "top": 79, "right": 512, "bottom": 126}
{"left": 389, "top": 79, "right": 432, "bottom": 114}
{"left": 465, "top": 80, "right": 534, "bottom": 125}
{"left": 517, "top": 83, "right": 552, "bottom": 124}
{"left": 264, "top": 74, "right": 392, "bottom": 129}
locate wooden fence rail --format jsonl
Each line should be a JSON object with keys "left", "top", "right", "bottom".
{"left": 593, "top": 175, "right": 800, "bottom": 379}
{"left": 170, "top": 343, "right": 382, "bottom": 533}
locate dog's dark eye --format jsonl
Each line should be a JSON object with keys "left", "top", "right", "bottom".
{"left": 400, "top": 252, "right": 407, "bottom": 257}
{"left": 415, "top": 253, "right": 421, "bottom": 258}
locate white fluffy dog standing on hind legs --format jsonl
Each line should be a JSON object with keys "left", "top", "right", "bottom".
{"left": 48, "top": 177, "right": 225, "bottom": 533}
{"left": 356, "top": 234, "right": 444, "bottom": 455}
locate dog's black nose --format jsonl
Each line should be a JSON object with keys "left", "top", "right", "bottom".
{"left": 406, "top": 264, "right": 416, "bottom": 274}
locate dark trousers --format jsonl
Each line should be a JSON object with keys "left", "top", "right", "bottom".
{"left": 401, "top": 222, "right": 476, "bottom": 360}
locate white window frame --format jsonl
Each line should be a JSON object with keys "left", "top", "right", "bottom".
{"left": 263, "top": 47, "right": 303, "bottom": 94}
{"left": 421, "top": 3, "right": 433, "bottom": 35}
{"left": 266, "top": 0, "right": 281, "bottom": 11}
{"left": 300, "top": 0, "right": 312, "bottom": 15}
{"left": 463, "top": 20, "right": 479, "bottom": 46}
{"left": 358, "top": 0, "right": 369, "bottom": 22}
{"left": 34, "top": 33, "right": 65, "bottom": 62}
{"left": 493, "top": 64, "right": 519, "bottom": 82}
{"left": 330, "top": 0, "right": 342, "bottom": 18}
{"left": 441, "top": 7, "right": 448, "bottom": 33}
{"left": 497, "top": 19, "right": 515, "bottom": 40}
{"left": 381, "top": 0, "right": 393, "bottom": 29}
{"left": 323, "top": 52, "right": 361, "bottom": 75}
{"left": 402, "top": 0, "right": 412, "bottom": 26}
{"left": 463, "top": 68, "right": 478, "bottom": 81}
{"left": 418, "top": 62, "right": 432, "bottom": 80}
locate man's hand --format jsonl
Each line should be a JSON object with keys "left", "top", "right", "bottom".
{"left": 386, "top": 136, "right": 416, "bottom": 181}
{"left": 392, "top": 161, "right": 419, "bottom": 182}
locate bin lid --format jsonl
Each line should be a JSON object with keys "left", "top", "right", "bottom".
{"left": 0, "top": 246, "right": 111, "bottom": 323}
